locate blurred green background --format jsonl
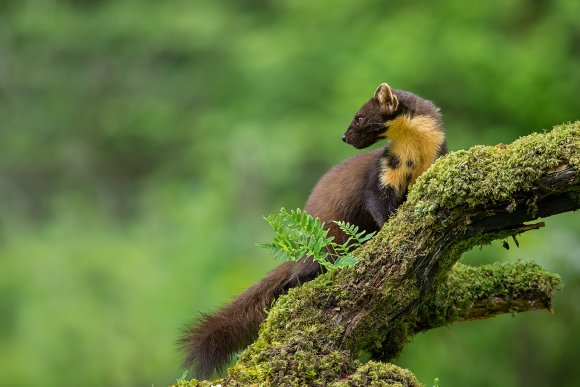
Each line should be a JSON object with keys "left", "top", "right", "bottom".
{"left": 0, "top": 0, "right": 579, "bottom": 386}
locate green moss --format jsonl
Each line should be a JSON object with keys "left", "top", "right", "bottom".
{"left": 172, "top": 378, "right": 223, "bottom": 387}
{"left": 223, "top": 277, "right": 357, "bottom": 385}
{"left": 340, "top": 122, "right": 578, "bottom": 357}
{"left": 331, "top": 361, "right": 420, "bottom": 387}
{"left": 416, "top": 261, "right": 561, "bottom": 330}
{"left": 191, "top": 122, "right": 578, "bottom": 386}
{"left": 409, "top": 121, "right": 580, "bottom": 215}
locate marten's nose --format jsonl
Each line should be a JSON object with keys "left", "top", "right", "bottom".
{"left": 341, "top": 135, "right": 347, "bottom": 143}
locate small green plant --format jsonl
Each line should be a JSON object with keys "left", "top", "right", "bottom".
{"left": 176, "top": 370, "right": 188, "bottom": 383}
{"left": 257, "top": 208, "right": 376, "bottom": 271}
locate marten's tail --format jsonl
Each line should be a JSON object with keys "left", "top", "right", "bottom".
{"left": 179, "top": 259, "right": 320, "bottom": 379}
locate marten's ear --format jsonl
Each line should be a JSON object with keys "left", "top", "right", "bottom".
{"left": 374, "top": 83, "right": 399, "bottom": 111}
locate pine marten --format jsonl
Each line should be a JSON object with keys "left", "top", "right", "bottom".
{"left": 180, "top": 83, "right": 447, "bottom": 378}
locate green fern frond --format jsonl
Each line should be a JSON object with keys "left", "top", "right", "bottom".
{"left": 258, "top": 208, "right": 376, "bottom": 271}
{"left": 334, "top": 220, "right": 376, "bottom": 246}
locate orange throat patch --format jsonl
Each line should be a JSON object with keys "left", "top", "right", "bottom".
{"left": 379, "top": 114, "right": 444, "bottom": 195}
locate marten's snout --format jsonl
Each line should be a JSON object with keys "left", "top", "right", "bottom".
{"left": 342, "top": 135, "right": 347, "bottom": 143}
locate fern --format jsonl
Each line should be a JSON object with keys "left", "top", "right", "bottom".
{"left": 258, "top": 208, "right": 376, "bottom": 271}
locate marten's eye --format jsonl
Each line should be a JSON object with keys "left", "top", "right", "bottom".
{"left": 356, "top": 116, "right": 365, "bottom": 123}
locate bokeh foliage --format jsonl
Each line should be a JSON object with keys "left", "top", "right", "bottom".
{"left": 0, "top": 0, "right": 578, "bottom": 386}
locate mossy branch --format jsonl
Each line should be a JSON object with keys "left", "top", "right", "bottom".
{"left": 176, "top": 121, "right": 580, "bottom": 386}
{"left": 414, "top": 261, "right": 561, "bottom": 333}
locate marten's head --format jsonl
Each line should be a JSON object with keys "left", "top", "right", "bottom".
{"left": 342, "top": 83, "right": 400, "bottom": 149}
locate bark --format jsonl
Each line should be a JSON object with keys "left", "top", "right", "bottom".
{"left": 176, "top": 121, "right": 579, "bottom": 386}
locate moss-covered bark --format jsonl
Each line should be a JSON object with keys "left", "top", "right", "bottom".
{"left": 175, "top": 121, "right": 579, "bottom": 386}
{"left": 414, "top": 261, "right": 561, "bottom": 331}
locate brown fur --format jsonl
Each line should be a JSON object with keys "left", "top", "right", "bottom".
{"left": 179, "top": 83, "right": 447, "bottom": 378}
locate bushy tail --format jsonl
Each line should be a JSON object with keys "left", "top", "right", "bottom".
{"left": 179, "top": 259, "right": 320, "bottom": 378}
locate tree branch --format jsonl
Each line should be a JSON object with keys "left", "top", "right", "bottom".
{"left": 176, "top": 121, "right": 580, "bottom": 386}
{"left": 414, "top": 261, "right": 561, "bottom": 332}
